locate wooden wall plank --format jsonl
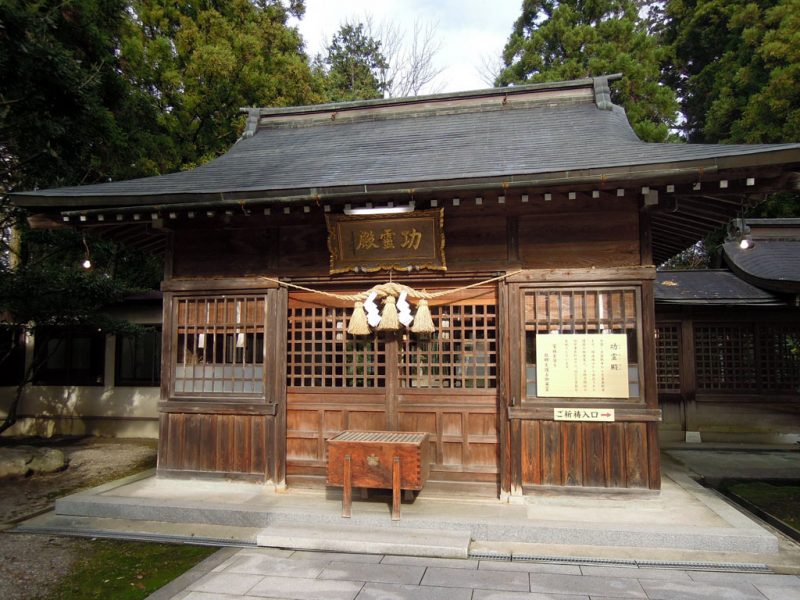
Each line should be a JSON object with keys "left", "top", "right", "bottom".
{"left": 647, "top": 422, "right": 661, "bottom": 490}
{"left": 157, "top": 414, "right": 170, "bottom": 470}
{"left": 520, "top": 420, "right": 541, "bottom": 485}
{"left": 605, "top": 423, "right": 627, "bottom": 487}
{"left": 251, "top": 416, "right": 266, "bottom": 476}
{"left": 562, "top": 423, "right": 583, "bottom": 486}
{"left": 184, "top": 413, "right": 201, "bottom": 471}
{"left": 198, "top": 413, "right": 215, "bottom": 471}
{"left": 214, "top": 415, "right": 230, "bottom": 472}
{"left": 624, "top": 422, "right": 648, "bottom": 488}
{"left": 540, "top": 421, "right": 561, "bottom": 486}
{"left": 166, "top": 414, "right": 184, "bottom": 469}
{"left": 582, "top": 423, "right": 606, "bottom": 487}
{"left": 518, "top": 419, "right": 653, "bottom": 491}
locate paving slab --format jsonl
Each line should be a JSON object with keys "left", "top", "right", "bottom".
{"left": 222, "top": 554, "right": 328, "bottom": 578}
{"left": 246, "top": 575, "right": 364, "bottom": 600}
{"left": 356, "top": 582, "right": 473, "bottom": 600}
{"left": 755, "top": 585, "right": 800, "bottom": 600}
{"left": 479, "top": 561, "right": 583, "bottom": 575}
{"left": 579, "top": 565, "right": 693, "bottom": 581}
{"left": 181, "top": 593, "right": 247, "bottom": 600}
{"left": 318, "top": 562, "right": 426, "bottom": 585}
{"left": 380, "top": 554, "right": 478, "bottom": 569}
{"left": 527, "top": 573, "right": 647, "bottom": 598}
{"left": 257, "top": 522, "right": 471, "bottom": 558}
{"left": 290, "top": 550, "right": 383, "bottom": 564}
{"left": 421, "top": 566, "right": 530, "bottom": 591}
{"left": 687, "top": 571, "right": 800, "bottom": 586}
{"left": 472, "top": 591, "right": 589, "bottom": 600}
{"left": 639, "top": 579, "right": 767, "bottom": 600}
{"left": 188, "top": 572, "right": 263, "bottom": 596}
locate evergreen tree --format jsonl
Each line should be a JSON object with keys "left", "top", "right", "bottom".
{"left": 498, "top": 0, "right": 678, "bottom": 142}
{"left": 662, "top": 0, "right": 800, "bottom": 144}
{"left": 119, "top": 0, "right": 320, "bottom": 172}
{"left": 1, "top": 1, "right": 320, "bottom": 432}
{"left": 317, "top": 22, "right": 390, "bottom": 102}
{"left": 0, "top": 0, "right": 158, "bottom": 191}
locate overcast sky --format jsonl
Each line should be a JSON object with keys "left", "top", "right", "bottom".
{"left": 293, "top": 0, "right": 522, "bottom": 93}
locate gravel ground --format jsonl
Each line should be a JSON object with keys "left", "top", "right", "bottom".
{"left": 0, "top": 437, "right": 157, "bottom": 600}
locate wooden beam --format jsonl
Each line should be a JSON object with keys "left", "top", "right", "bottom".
{"left": 507, "top": 266, "right": 656, "bottom": 284}
{"left": 162, "top": 277, "right": 281, "bottom": 292}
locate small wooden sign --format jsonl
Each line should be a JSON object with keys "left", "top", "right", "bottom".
{"left": 554, "top": 408, "right": 616, "bottom": 422}
{"left": 326, "top": 208, "right": 446, "bottom": 274}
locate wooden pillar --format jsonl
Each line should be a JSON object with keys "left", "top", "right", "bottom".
{"left": 498, "top": 279, "right": 513, "bottom": 498}
{"left": 271, "top": 286, "right": 289, "bottom": 488}
{"left": 680, "top": 315, "right": 698, "bottom": 440}
{"left": 641, "top": 279, "right": 661, "bottom": 489}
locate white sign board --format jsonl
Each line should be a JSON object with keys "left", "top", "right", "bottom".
{"left": 554, "top": 408, "right": 616, "bottom": 422}
{"left": 535, "top": 333, "right": 628, "bottom": 398}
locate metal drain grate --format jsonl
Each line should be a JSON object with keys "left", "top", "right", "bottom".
{"left": 468, "top": 550, "right": 772, "bottom": 573}
{"left": 636, "top": 560, "right": 771, "bottom": 573}
{"left": 513, "top": 554, "right": 637, "bottom": 566}
{"left": 468, "top": 550, "right": 511, "bottom": 561}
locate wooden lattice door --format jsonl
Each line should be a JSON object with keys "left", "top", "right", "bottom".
{"left": 285, "top": 288, "right": 500, "bottom": 488}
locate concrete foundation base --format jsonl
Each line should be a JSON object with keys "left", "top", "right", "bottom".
{"left": 13, "top": 458, "right": 785, "bottom": 563}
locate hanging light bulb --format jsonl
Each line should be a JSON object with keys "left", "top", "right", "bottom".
{"left": 81, "top": 233, "right": 92, "bottom": 269}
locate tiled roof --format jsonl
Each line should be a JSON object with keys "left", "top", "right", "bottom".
{"left": 655, "top": 270, "right": 783, "bottom": 305}
{"left": 723, "top": 241, "right": 800, "bottom": 293}
{"left": 13, "top": 78, "right": 800, "bottom": 207}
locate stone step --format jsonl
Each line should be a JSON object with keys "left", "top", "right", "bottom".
{"left": 256, "top": 523, "right": 471, "bottom": 558}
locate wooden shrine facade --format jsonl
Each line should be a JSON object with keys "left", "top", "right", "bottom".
{"left": 13, "top": 76, "right": 800, "bottom": 496}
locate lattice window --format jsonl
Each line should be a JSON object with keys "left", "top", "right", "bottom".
{"left": 174, "top": 296, "right": 265, "bottom": 395}
{"left": 523, "top": 288, "right": 640, "bottom": 399}
{"left": 399, "top": 303, "right": 497, "bottom": 389}
{"left": 656, "top": 324, "right": 681, "bottom": 392}
{"left": 287, "top": 305, "right": 385, "bottom": 388}
{"left": 694, "top": 324, "right": 756, "bottom": 391}
{"left": 757, "top": 324, "right": 800, "bottom": 392}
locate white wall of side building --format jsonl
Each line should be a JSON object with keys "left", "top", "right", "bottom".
{"left": 0, "top": 300, "right": 162, "bottom": 438}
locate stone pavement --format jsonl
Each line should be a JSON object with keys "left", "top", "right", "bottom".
{"left": 150, "top": 546, "right": 800, "bottom": 600}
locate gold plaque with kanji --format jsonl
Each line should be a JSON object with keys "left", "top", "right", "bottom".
{"left": 326, "top": 209, "right": 446, "bottom": 274}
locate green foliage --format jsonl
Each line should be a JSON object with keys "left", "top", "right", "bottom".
{"left": 662, "top": 0, "right": 800, "bottom": 144}
{"left": 0, "top": 228, "right": 161, "bottom": 333}
{"left": 119, "top": 0, "right": 320, "bottom": 173}
{"left": 0, "top": 0, "right": 317, "bottom": 329}
{"left": 727, "top": 481, "right": 800, "bottom": 530}
{"left": 498, "top": 0, "right": 678, "bottom": 142}
{"left": 0, "top": 0, "right": 159, "bottom": 190}
{"left": 316, "top": 22, "right": 390, "bottom": 102}
{"left": 47, "top": 539, "right": 217, "bottom": 600}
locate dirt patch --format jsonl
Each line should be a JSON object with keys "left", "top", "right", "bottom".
{"left": 0, "top": 437, "right": 157, "bottom": 600}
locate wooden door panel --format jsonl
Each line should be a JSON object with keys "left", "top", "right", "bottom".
{"left": 286, "top": 290, "right": 500, "bottom": 486}
{"left": 398, "top": 396, "right": 499, "bottom": 479}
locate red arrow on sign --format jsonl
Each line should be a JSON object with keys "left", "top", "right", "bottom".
{"left": 600, "top": 412, "right": 612, "bottom": 417}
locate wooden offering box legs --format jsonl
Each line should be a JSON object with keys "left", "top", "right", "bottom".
{"left": 326, "top": 431, "right": 431, "bottom": 520}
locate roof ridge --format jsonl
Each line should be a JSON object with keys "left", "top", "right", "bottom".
{"left": 240, "top": 74, "right": 623, "bottom": 119}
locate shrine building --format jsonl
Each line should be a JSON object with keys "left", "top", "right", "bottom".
{"left": 12, "top": 75, "right": 800, "bottom": 497}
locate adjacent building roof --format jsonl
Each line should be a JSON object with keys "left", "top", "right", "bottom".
{"left": 722, "top": 219, "right": 800, "bottom": 293}
{"left": 655, "top": 270, "right": 783, "bottom": 305}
